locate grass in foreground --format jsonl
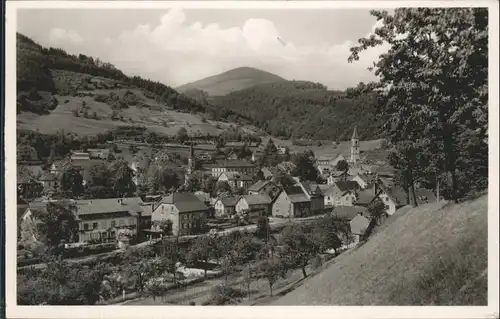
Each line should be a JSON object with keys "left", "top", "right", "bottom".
{"left": 271, "top": 195, "right": 488, "bottom": 305}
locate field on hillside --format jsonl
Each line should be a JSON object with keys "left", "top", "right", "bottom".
{"left": 272, "top": 195, "right": 488, "bottom": 305}
{"left": 16, "top": 70, "right": 243, "bottom": 136}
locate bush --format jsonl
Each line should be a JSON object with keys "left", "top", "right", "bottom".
{"left": 209, "top": 284, "right": 244, "bottom": 305}
{"left": 311, "top": 255, "right": 323, "bottom": 270}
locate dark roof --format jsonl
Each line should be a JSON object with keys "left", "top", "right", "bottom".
{"left": 248, "top": 180, "right": 275, "bottom": 192}
{"left": 332, "top": 206, "right": 368, "bottom": 221}
{"left": 214, "top": 160, "right": 256, "bottom": 168}
{"left": 240, "top": 194, "right": 273, "bottom": 205}
{"left": 288, "top": 193, "right": 310, "bottom": 203}
{"left": 335, "top": 181, "right": 360, "bottom": 192}
{"left": 39, "top": 172, "right": 56, "bottom": 182}
{"left": 386, "top": 186, "right": 408, "bottom": 206}
{"left": 350, "top": 214, "right": 370, "bottom": 235}
{"left": 75, "top": 197, "right": 144, "bottom": 216}
{"left": 221, "top": 171, "right": 253, "bottom": 181}
{"left": 356, "top": 188, "right": 376, "bottom": 206}
{"left": 217, "top": 196, "right": 239, "bottom": 207}
{"left": 161, "top": 192, "right": 208, "bottom": 213}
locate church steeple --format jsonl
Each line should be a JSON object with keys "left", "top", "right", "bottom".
{"left": 350, "top": 126, "right": 360, "bottom": 164}
{"left": 352, "top": 126, "right": 359, "bottom": 140}
{"left": 185, "top": 143, "right": 195, "bottom": 186}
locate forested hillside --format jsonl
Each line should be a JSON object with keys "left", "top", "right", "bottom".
{"left": 211, "top": 81, "right": 383, "bottom": 141}
{"left": 176, "top": 66, "right": 286, "bottom": 96}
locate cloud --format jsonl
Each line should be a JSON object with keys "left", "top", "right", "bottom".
{"left": 55, "top": 9, "right": 389, "bottom": 90}
{"left": 49, "top": 28, "right": 84, "bottom": 45}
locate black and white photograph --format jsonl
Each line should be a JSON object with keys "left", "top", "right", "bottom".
{"left": 3, "top": 1, "right": 499, "bottom": 318}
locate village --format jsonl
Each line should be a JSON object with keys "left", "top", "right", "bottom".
{"left": 15, "top": 124, "right": 441, "bottom": 305}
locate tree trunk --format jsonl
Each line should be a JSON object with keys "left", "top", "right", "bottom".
{"left": 247, "top": 283, "right": 251, "bottom": 300}
{"left": 269, "top": 283, "right": 273, "bottom": 297}
{"left": 436, "top": 178, "right": 440, "bottom": 203}
{"left": 408, "top": 167, "right": 418, "bottom": 207}
{"left": 301, "top": 266, "right": 307, "bottom": 278}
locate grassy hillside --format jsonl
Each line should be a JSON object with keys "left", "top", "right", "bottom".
{"left": 212, "top": 81, "right": 384, "bottom": 141}
{"left": 176, "top": 67, "right": 286, "bottom": 96}
{"left": 272, "top": 195, "right": 488, "bottom": 305}
{"left": 16, "top": 33, "right": 249, "bottom": 136}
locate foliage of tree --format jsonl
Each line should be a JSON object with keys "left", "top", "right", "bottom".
{"left": 176, "top": 127, "right": 189, "bottom": 143}
{"left": 241, "top": 263, "right": 257, "bottom": 300}
{"left": 17, "top": 257, "right": 105, "bottom": 305}
{"left": 347, "top": 8, "right": 488, "bottom": 201}
{"left": 312, "top": 215, "right": 344, "bottom": 255}
{"left": 335, "top": 159, "right": 349, "bottom": 173}
{"left": 257, "top": 252, "right": 288, "bottom": 297}
{"left": 186, "top": 235, "right": 213, "bottom": 278}
{"left": 59, "top": 166, "right": 84, "bottom": 197}
{"left": 28, "top": 201, "right": 79, "bottom": 253}
{"left": 291, "top": 151, "right": 319, "bottom": 182}
{"left": 109, "top": 159, "right": 136, "bottom": 197}
{"left": 255, "top": 216, "right": 271, "bottom": 242}
{"left": 280, "top": 223, "right": 321, "bottom": 278}
{"left": 367, "top": 197, "right": 388, "bottom": 227}
{"left": 146, "top": 166, "right": 180, "bottom": 194}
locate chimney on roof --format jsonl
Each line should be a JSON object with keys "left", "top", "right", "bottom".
{"left": 358, "top": 212, "right": 363, "bottom": 216}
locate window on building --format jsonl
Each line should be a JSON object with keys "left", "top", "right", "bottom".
{"left": 119, "top": 219, "right": 125, "bottom": 226}
{"left": 83, "top": 223, "right": 89, "bottom": 231}
{"left": 129, "top": 218, "right": 135, "bottom": 225}
{"left": 102, "top": 220, "right": 108, "bottom": 229}
{"left": 93, "top": 222, "right": 98, "bottom": 229}
{"left": 111, "top": 221, "right": 116, "bottom": 228}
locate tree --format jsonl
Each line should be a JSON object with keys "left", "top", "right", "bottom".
{"left": 186, "top": 235, "right": 213, "bottom": 279}
{"left": 241, "top": 263, "right": 256, "bottom": 300}
{"left": 257, "top": 254, "right": 287, "bottom": 297}
{"left": 213, "top": 181, "right": 232, "bottom": 197}
{"left": 312, "top": 215, "right": 343, "bottom": 255}
{"left": 176, "top": 127, "right": 189, "bottom": 143}
{"left": 152, "top": 219, "right": 173, "bottom": 237}
{"left": 202, "top": 176, "right": 218, "bottom": 194}
{"left": 367, "top": 197, "right": 388, "bottom": 227}
{"left": 109, "top": 160, "right": 136, "bottom": 197}
{"left": 348, "top": 8, "right": 488, "bottom": 202}
{"left": 255, "top": 216, "right": 271, "bottom": 242}
{"left": 88, "top": 162, "right": 111, "bottom": 188}
{"left": 28, "top": 201, "right": 79, "bottom": 254}
{"left": 280, "top": 223, "right": 321, "bottom": 278}
{"left": 335, "top": 159, "right": 349, "bottom": 174}
{"left": 291, "top": 151, "right": 318, "bottom": 182}
{"left": 233, "top": 234, "right": 263, "bottom": 265}
{"left": 147, "top": 166, "right": 180, "bottom": 193}
{"left": 272, "top": 170, "right": 296, "bottom": 189}
{"left": 59, "top": 166, "right": 84, "bottom": 197}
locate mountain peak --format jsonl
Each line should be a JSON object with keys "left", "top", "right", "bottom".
{"left": 176, "top": 67, "right": 286, "bottom": 96}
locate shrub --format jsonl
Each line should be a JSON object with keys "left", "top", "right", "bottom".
{"left": 209, "top": 284, "right": 244, "bottom": 305}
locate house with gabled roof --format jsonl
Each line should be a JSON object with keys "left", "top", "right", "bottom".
{"left": 248, "top": 180, "right": 281, "bottom": 199}
{"left": 235, "top": 194, "right": 273, "bottom": 217}
{"left": 297, "top": 180, "right": 325, "bottom": 213}
{"left": 214, "top": 196, "right": 239, "bottom": 217}
{"left": 272, "top": 186, "right": 311, "bottom": 218}
{"left": 217, "top": 171, "right": 253, "bottom": 190}
{"left": 151, "top": 192, "right": 208, "bottom": 236}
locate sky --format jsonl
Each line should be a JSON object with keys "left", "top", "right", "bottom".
{"left": 17, "top": 8, "right": 388, "bottom": 90}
